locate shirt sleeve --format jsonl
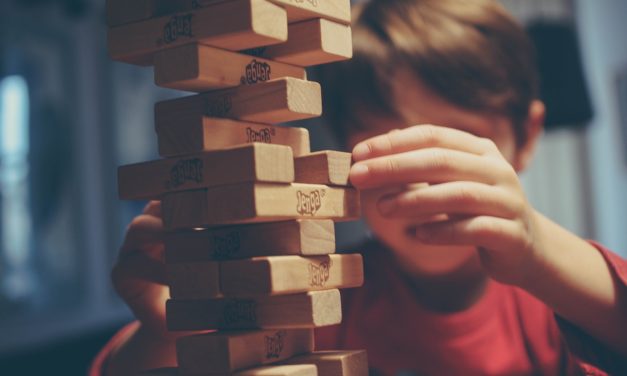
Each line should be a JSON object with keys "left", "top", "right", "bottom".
{"left": 555, "top": 241, "right": 627, "bottom": 375}
{"left": 89, "top": 321, "right": 140, "bottom": 376}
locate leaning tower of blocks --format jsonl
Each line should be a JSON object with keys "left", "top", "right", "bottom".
{"left": 107, "top": 0, "right": 369, "bottom": 375}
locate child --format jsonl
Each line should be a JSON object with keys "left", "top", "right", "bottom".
{"left": 93, "top": 0, "right": 627, "bottom": 374}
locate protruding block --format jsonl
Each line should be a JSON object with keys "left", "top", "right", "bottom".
{"left": 220, "top": 254, "right": 363, "bottom": 297}
{"left": 161, "top": 183, "right": 360, "bottom": 229}
{"left": 164, "top": 220, "right": 335, "bottom": 263}
{"left": 108, "top": 0, "right": 288, "bottom": 65}
{"left": 154, "top": 44, "right": 306, "bottom": 92}
{"left": 141, "top": 364, "right": 317, "bottom": 376}
{"left": 244, "top": 19, "right": 352, "bottom": 67}
{"left": 166, "top": 290, "right": 341, "bottom": 330}
{"left": 283, "top": 351, "right": 369, "bottom": 376}
{"left": 294, "top": 151, "right": 351, "bottom": 186}
{"left": 156, "top": 117, "right": 311, "bottom": 158}
{"left": 167, "top": 261, "right": 221, "bottom": 299}
{"left": 155, "top": 78, "right": 321, "bottom": 125}
{"left": 107, "top": 0, "right": 350, "bottom": 27}
{"left": 177, "top": 329, "right": 314, "bottom": 374}
{"left": 118, "top": 143, "right": 294, "bottom": 200}
{"left": 267, "top": 0, "right": 351, "bottom": 24}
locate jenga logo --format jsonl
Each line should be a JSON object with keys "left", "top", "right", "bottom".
{"left": 211, "top": 231, "right": 241, "bottom": 259}
{"left": 246, "top": 127, "right": 275, "bottom": 143}
{"left": 205, "top": 95, "right": 233, "bottom": 117}
{"left": 296, "top": 190, "right": 324, "bottom": 216}
{"left": 223, "top": 300, "right": 257, "bottom": 325}
{"left": 241, "top": 59, "right": 272, "bottom": 85}
{"left": 166, "top": 158, "right": 203, "bottom": 188}
{"left": 160, "top": 14, "right": 193, "bottom": 45}
{"left": 265, "top": 331, "right": 286, "bottom": 359}
{"left": 290, "top": 0, "right": 319, "bottom": 7}
{"left": 309, "top": 259, "right": 332, "bottom": 287}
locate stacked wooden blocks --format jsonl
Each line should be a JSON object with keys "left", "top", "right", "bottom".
{"left": 108, "top": 0, "right": 368, "bottom": 375}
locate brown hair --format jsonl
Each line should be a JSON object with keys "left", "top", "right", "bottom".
{"left": 319, "top": 0, "right": 539, "bottom": 147}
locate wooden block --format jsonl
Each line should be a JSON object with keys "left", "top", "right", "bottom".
{"left": 168, "top": 254, "right": 362, "bottom": 299}
{"left": 140, "top": 364, "right": 316, "bottom": 376}
{"left": 118, "top": 143, "right": 294, "bottom": 200}
{"left": 267, "top": 0, "right": 351, "bottom": 25}
{"left": 177, "top": 329, "right": 314, "bottom": 374}
{"left": 234, "top": 365, "right": 317, "bottom": 376}
{"left": 283, "top": 351, "right": 369, "bottom": 376}
{"left": 167, "top": 261, "right": 221, "bottom": 299}
{"left": 161, "top": 183, "right": 360, "bottom": 229}
{"left": 243, "top": 19, "right": 352, "bottom": 67}
{"left": 220, "top": 254, "right": 363, "bottom": 297}
{"left": 108, "top": 0, "right": 288, "bottom": 65}
{"left": 155, "top": 78, "right": 321, "bottom": 126}
{"left": 107, "top": 0, "right": 350, "bottom": 27}
{"left": 294, "top": 151, "right": 351, "bottom": 186}
{"left": 166, "top": 290, "right": 341, "bottom": 330}
{"left": 200, "top": 0, "right": 351, "bottom": 25}
{"left": 154, "top": 44, "right": 306, "bottom": 92}
{"left": 164, "top": 220, "right": 335, "bottom": 263}
{"left": 156, "top": 117, "right": 310, "bottom": 158}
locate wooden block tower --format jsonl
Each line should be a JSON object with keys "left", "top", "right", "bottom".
{"left": 107, "top": 0, "right": 368, "bottom": 374}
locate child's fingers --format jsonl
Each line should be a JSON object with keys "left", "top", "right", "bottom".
{"left": 413, "top": 215, "right": 528, "bottom": 252}
{"left": 352, "top": 125, "right": 499, "bottom": 162}
{"left": 143, "top": 200, "right": 162, "bottom": 218}
{"left": 113, "top": 250, "right": 168, "bottom": 286}
{"left": 120, "top": 214, "right": 164, "bottom": 255}
{"left": 377, "top": 182, "right": 523, "bottom": 219}
{"left": 350, "top": 148, "right": 510, "bottom": 189}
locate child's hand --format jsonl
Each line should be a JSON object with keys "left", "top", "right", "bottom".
{"left": 111, "top": 200, "right": 173, "bottom": 339}
{"left": 349, "top": 125, "right": 541, "bottom": 285}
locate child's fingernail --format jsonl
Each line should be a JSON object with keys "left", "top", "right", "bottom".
{"left": 353, "top": 144, "right": 370, "bottom": 161}
{"left": 378, "top": 197, "right": 397, "bottom": 214}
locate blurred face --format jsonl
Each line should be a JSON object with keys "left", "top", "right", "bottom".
{"left": 348, "top": 72, "right": 520, "bottom": 276}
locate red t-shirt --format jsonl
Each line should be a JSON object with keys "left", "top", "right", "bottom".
{"left": 92, "top": 241, "right": 627, "bottom": 376}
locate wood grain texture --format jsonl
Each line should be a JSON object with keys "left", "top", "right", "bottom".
{"left": 267, "top": 0, "right": 351, "bottom": 24}
{"left": 177, "top": 329, "right": 314, "bottom": 374}
{"left": 294, "top": 151, "right": 352, "bottom": 186}
{"left": 219, "top": 254, "right": 364, "bottom": 297}
{"left": 161, "top": 183, "right": 361, "bottom": 230}
{"left": 118, "top": 143, "right": 294, "bottom": 200}
{"left": 156, "top": 117, "right": 310, "bottom": 158}
{"left": 107, "top": 0, "right": 350, "bottom": 27}
{"left": 166, "top": 290, "right": 341, "bottom": 330}
{"left": 167, "top": 261, "right": 221, "bottom": 299}
{"left": 154, "top": 44, "right": 306, "bottom": 92}
{"left": 140, "top": 365, "right": 317, "bottom": 375}
{"left": 108, "top": 0, "right": 288, "bottom": 65}
{"left": 199, "top": 0, "right": 351, "bottom": 25}
{"left": 155, "top": 78, "right": 321, "bottom": 125}
{"left": 245, "top": 18, "right": 352, "bottom": 67}
{"left": 283, "top": 351, "right": 369, "bottom": 376}
{"left": 164, "top": 220, "right": 335, "bottom": 263}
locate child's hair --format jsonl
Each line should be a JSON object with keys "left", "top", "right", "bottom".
{"left": 319, "top": 0, "right": 539, "bottom": 147}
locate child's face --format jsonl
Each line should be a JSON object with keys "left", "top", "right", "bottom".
{"left": 347, "top": 72, "right": 524, "bottom": 276}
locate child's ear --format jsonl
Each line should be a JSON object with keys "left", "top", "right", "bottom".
{"left": 514, "top": 100, "right": 545, "bottom": 172}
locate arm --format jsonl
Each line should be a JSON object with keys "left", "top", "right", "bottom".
{"left": 349, "top": 125, "right": 627, "bottom": 356}
{"left": 520, "top": 214, "right": 627, "bottom": 354}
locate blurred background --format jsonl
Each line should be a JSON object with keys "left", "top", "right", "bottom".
{"left": 0, "top": 0, "right": 625, "bottom": 374}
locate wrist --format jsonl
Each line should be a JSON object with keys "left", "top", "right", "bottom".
{"left": 513, "top": 209, "right": 550, "bottom": 291}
